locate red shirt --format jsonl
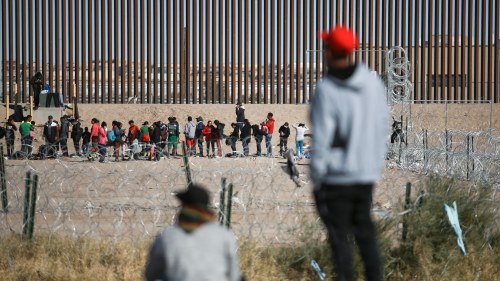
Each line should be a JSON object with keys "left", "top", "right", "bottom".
{"left": 265, "top": 118, "right": 275, "bottom": 134}
{"left": 90, "top": 123, "right": 99, "bottom": 138}
{"left": 129, "top": 125, "right": 140, "bottom": 141}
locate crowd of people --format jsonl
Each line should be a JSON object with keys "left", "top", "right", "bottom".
{"left": 2, "top": 103, "right": 311, "bottom": 162}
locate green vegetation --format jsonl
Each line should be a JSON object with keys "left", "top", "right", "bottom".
{"left": 0, "top": 177, "right": 498, "bottom": 280}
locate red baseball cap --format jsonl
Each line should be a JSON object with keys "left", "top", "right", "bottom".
{"left": 320, "top": 25, "right": 358, "bottom": 56}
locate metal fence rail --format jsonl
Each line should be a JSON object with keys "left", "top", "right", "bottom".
{"left": 1, "top": 0, "right": 499, "bottom": 104}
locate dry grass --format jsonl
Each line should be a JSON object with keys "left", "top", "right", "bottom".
{"left": 1, "top": 178, "right": 498, "bottom": 281}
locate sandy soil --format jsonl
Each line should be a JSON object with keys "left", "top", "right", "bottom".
{"left": 0, "top": 103, "right": 497, "bottom": 242}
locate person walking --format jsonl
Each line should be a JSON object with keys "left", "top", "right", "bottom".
{"left": 292, "top": 123, "right": 309, "bottom": 159}
{"left": 264, "top": 113, "right": 275, "bottom": 157}
{"left": 145, "top": 184, "right": 242, "bottom": 281}
{"left": 278, "top": 122, "right": 291, "bottom": 156}
{"left": 310, "top": 26, "right": 388, "bottom": 281}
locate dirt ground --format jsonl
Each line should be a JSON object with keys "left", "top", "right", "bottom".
{"left": 0, "top": 103, "right": 497, "bottom": 242}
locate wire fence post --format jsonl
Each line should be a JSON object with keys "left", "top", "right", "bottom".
{"left": 27, "top": 174, "right": 38, "bottom": 239}
{"left": 466, "top": 135, "right": 470, "bottom": 180}
{"left": 0, "top": 144, "right": 8, "bottom": 213}
{"left": 22, "top": 171, "right": 32, "bottom": 238}
{"left": 181, "top": 141, "right": 192, "bottom": 187}
{"left": 225, "top": 183, "right": 233, "bottom": 228}
{"left": 402, "top": 182, "right": 412, "bottom": 242}
{"left": 218, "top": 178, "right": 227, "bottom": 224}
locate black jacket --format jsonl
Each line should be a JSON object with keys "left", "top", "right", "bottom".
{"left": 71, "top": 122, "right": 83, "bottom": 140}
{"left": 151, "top": 126, "right": 162, "bottom": 143}
{"left": 230, "top": 126, "right": 240, "bottom": 139}
{"left": 235, "top": 107, "right": 245, "bottom": 123}
{"left": 240, "top": 124, "right": 251, "bottom": 142}
{"left": 278, "top": 125, "right": 290, "bottom": 138}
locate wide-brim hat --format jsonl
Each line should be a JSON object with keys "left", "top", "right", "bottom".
{"left": 175, "top": 184, "right": 210, "bottom": 206}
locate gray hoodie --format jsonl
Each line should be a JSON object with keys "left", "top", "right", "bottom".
{"left": 309, "top": 64, "right": 388, "bottom": 186}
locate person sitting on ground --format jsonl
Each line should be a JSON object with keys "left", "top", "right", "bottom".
{"left": 145, "top": 184, "right": 242, "bottom": 281}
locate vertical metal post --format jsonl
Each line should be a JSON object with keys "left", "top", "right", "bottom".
{"left": 69, "top": 0, "right": 74, "bottom": 104}
{"left": 263, "top": 0, "right": 269, "bottom": 104}
{"left": 238, "top": 0, "right": 243, "bottom": 104}
{"left": 0, "top": 144, "right": 8, "bottom": 213}
{"left": 160, "top": 0, "right": 165, "bottom": 103}
{"left": 219, "top": 178, "right": 226, "bottom": 224}
{"left": 2, "top": 0, "right": 7, "bottom": 103}
{"left": 289, "top": 0, "right": 295, "bottom": 104}
{"left": 402, "top": 182, "right": 412, "bottom": 241}
{"left": 94, "top": 0, "right": 100, "bottom": 103}
{"left": 28, "top": 174, "right": 38, "bottom": 239}
{"left": 87, "top": 0, "right": 93, "bottom": 103}
{"left": 147, "top": 0, "right": 151, "bottom": 103}
{"left": 76, "top": 0, "right": 81, "bottom": 102}
{"left": 276, "top": 0, "right": 281, "bottom": 104}
{"left": 126, "top": 0, "right": 131, "bottom": 101}
{"left": 22, "top": 171, "right": 32, "bottom": 237}
{"left": 102, "top": 0, "right": 106, "bottom": 103}
{"left": 166, "top": 0, "right": 171, "bottom": 103}
{"left": 225, "top": 183, "right": 233, "bottom": 228}
{"left": 466, "top": 135, "right": 470, "bottom": 180}
{"left": 181, "top": 142, "right": 192, "bottom": 186}
{"left": 120, "top": 0, "right": 125, "bottom": 103}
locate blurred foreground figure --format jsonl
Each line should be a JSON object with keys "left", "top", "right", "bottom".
{"left": 310, "top": 26, "right": 388, "bottom": 281}
{"left": 145, "top": 184, "right": 242, "bottom": 281}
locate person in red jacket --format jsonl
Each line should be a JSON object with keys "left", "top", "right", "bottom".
{"left": 90, "top": 118, "right": 100, "bottom": 152}
{"left": 264, "top": 112, "right": 275, "bottom": 157}
{"left": 202, "top": 120, "right": 216, "bottom": 158}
